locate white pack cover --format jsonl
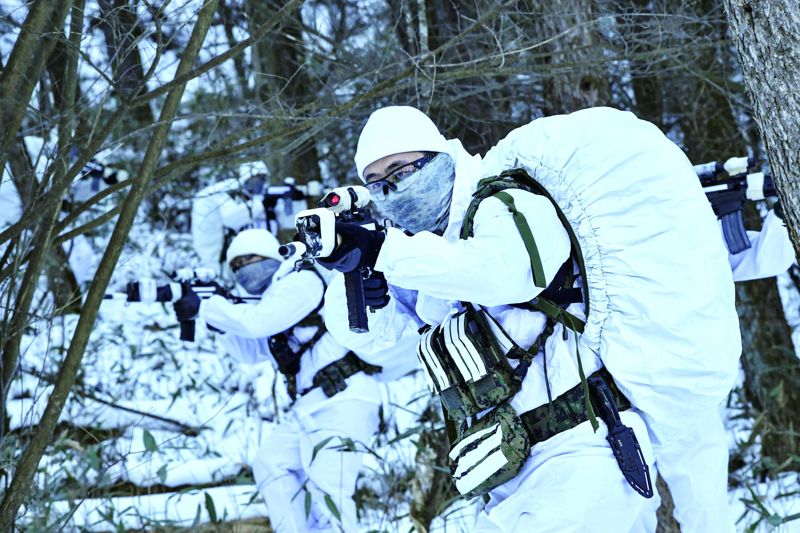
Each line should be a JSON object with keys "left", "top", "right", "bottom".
{"left": 481, "top": 107, "right": 742, "bottom": 439}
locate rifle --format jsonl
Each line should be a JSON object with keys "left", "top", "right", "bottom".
{"left": 695, "top": 156, "right": 777, "bottom": 254}
{"left": 68, "top": 148, "right": 130, "bottom": 206}
{"left": 105, "top": 267, "right": 258, "bottom": 341}
{"left": 260, "top": 176, "right": 323, "bottom": 233}
{"left": 282, "top": 186, "right": 377, "bottom": 333}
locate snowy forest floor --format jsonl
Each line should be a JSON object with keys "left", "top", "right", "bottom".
{"left": 5, "top": 221, "right": 800, "bottom": 532}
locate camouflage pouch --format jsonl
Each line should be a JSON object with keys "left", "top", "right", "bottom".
{"left": 416, "top": 305, "right": 521, "bottom": 421}
{"left": 449, "top": 402, "right": 530, "bottom": 498}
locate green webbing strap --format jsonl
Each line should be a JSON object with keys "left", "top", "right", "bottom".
{"left": 520, "top": 367, "right": 625, "bottom": 443}
{"left": 461, "top": 171, "right": 596, "bottom": 432}
{"left": 500, "top": 169, "right": 591, "bottom": 319}
{"left": 529, "top": 297, "right": 594, "bottom": 430}
{"left": 493, "top": 191, "right": 547, "bottom": 289}
{"left": 562, "top": 311, "right": 598, "bottom": 431}
{"left": 307, "top": 353, "right": 383, "bottom": 398}
{"left": 529, "top": 297, "right": 585, "bottom": 334}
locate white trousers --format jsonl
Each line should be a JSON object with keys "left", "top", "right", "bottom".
{"left": 472, "top": 410, "right": 658, "bottom": 532}
{"left": 251, "top": 373, "right": 381, "bottom": 532}
{"left": 651, "top": 408, "right": 735, "bottom": 533}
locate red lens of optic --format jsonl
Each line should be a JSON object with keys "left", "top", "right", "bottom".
{"left": 329, "top": 194, "right": 340, "bottom": 206}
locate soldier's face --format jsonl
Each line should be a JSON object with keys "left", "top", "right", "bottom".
{"left": 363, "top": 151, "right": 427, "bottom": 184}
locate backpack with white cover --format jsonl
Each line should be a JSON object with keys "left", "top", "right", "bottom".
{"left": 476, "top": 107, "right": 742, "bottom": 446}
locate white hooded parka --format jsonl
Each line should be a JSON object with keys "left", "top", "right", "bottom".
{"left": 326, "top": 106, "right": 745, "bottom": 532}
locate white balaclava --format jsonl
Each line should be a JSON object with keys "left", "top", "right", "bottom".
{"left": 354, "top": 106, "right": 458, "bottom": 233}
{"left": 226, "top": 229, "right": 282, "bottom": 295}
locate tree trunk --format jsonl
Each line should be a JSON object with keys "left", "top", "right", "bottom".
{"left": 97, "top": 0, "right": 156, "bottom": 135}
{"left": 0, "top": 0, "right": 219, "bottom": 527}
{"left": 0, "top": 1, "right": 84, "bottom": 438}
{"left": 246, "top": 1, "right": 320, "bottom": 181}
{"left": 541, "top": 0, "right": 611, "bottom": 115}
{"left": 721, "top": 0, "right": 800, "bottom": 472}
{"left": 722, "top": 0, "right": 800, "bottom": 256}
{"left": 0, "top": 0, "right": 73, "bottom": 179}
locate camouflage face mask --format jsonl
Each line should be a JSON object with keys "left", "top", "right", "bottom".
{"left": 372, "top": 153, "right": 456, "bottom": 234}
{"left": 234, "top": 258, "right": 281, "bottom": 295}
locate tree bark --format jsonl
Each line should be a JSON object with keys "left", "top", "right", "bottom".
{"left": 0, "top": 0, "right": 73, "bottom": 179}
{"left": 97, "top": 0, "right": 156, "bottom": 135}
{"left": 246, "top": 0, "right": 320, "bottom": 182}
{"left": 0, "top": 0, "right": 219, "bottom": 527}
{"left": 722, "top": 0, "right": 800, "bottom": 472}
{"left": 0, "top": 1, "right": 84, "bottom": 439}
{"left": 722, "top": 0, "right": 800, "bottom": 256}
{"left": 541, "top": 0, "right": 611, "bottom": 115}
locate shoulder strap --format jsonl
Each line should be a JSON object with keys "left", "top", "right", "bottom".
{"left": 461, "top": 170, "right": 589, "bottom": 330}
{"left": 461, "top": 170, "right": 599, "bottom": 431}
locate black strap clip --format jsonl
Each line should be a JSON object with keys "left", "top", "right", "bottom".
{"left": 588, "top": 375, "right": 654, "bottom": 499}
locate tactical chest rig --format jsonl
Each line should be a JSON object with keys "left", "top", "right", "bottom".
{"left": 268, "top": 267, "right": 381, "bottom": 400}
{"left": 416, "top": 170, "right": 653, "bottom": 499}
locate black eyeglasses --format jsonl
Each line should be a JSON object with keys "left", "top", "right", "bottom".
{"left": 365, "top": 152, "right": 437, "bottom": 196}
{"left": 230, "top": 254, "right": 264, "bottom": 272}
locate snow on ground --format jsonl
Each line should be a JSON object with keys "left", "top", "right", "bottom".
{"left": 10, "top": 226, "right": 456, "bottom": 531}
{"left": 6, "top": 197, "right": 800, "bottom": 531}
{"left": 12, "top": 245, "right": 800, "bottom": 531}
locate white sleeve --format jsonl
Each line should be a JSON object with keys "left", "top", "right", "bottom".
{"left": 200, "top": 269, "right": 323, "bottom": 338}
{"left": 191, "top": 186, "right": 231, "bottom": 272}
{"left": 728, "top": 210, "right": 796, "bottom": 282}
{"left": 375, "top": 189, "right": 571, "bottom": 306}
{"left": 324, "top": 272, "right": 421, "bottom": 355}
{"left": 217, "top": 334, "right": 272, "bottom": 366}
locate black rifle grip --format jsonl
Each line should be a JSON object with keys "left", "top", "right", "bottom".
{"left": 345, "top": 269, "right": 369, "bottom": 333}
{"left": 179, "top": 320, "right": 196, "bottom": 342}
{"left": 720, "top": 210, "right": 752, "bottom": 255}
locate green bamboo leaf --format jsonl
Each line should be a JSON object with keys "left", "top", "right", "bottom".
{"left": 191, "top": 504, "right": 202, "bottom": 529}
{"left": 311, "top": 436, "right": 335, "bottom": 463}
{"left": 339, "top": 437, "right": 357, "bottom": 452}
{"left": 767, "top": 514, "right": 783, "bottom": 527}
{"left": 205, "top": 492, "right": 218, "bottom": 523}
{"left": 157, "top": 464, "right": 167, "bottom": 484}
{"left": 323, "top": 493, "right": 341, "bottom": 522}
{"left": 86, "top": 448, "right": 101, "bottom": 472}
{"left": 305, "top": 491, "right": 312, "bottom": 518}
{"left": 143, "top": 430, "right": 157, "bottom": 452}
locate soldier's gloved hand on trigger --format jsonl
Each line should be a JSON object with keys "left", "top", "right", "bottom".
{"left": 173, "top": 284, "right": 201, "bottom": 322}
{"left": 317, "top": 222, "right": 385, "bottom": 273}
{"left": 364, "top": 271, "right": 390, "bottom": 309}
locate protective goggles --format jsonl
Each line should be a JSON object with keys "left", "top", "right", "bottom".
{"left": 365, "top": 152, "right": 437, "bottom": 196}
{"left": 230, "top": 254, "right": 265, "bottom": 273}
